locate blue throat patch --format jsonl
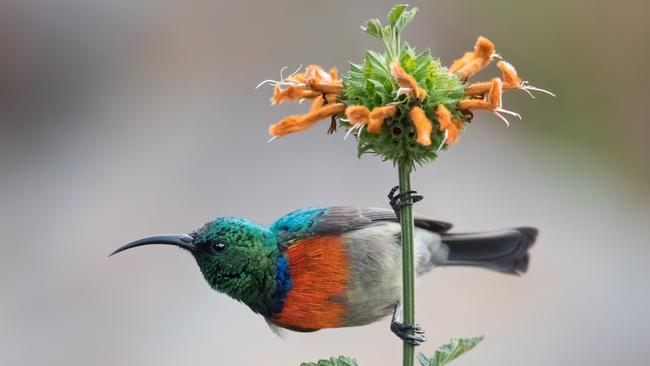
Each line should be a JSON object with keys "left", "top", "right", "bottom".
{"left": 267, "top": 255, "right": 292, "bottom": 315}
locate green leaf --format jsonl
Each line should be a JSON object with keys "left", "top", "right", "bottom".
{"left": 300, "top": 356, "right": 358, "bottom": 366}
{"left": 395, "top": 7, "right": 418, "bottom": 33}
{"left": 349, "top": 62, "right": 364, "bottom": 74}
{"left": 361, "top": 19, "right": 383, "bottom": 39}
{"left": 417, "top": 336, "right": 484, "bottom": 366}
{"left": 382, "top": 26, "right": 392, "bottom": 39}
{"left": 365, "top": 50, "right": 388, "bottom": 72}
{"left": 388, "top": 4, "right": 408, "bottom": 28}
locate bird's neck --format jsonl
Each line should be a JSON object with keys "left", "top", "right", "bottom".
{"left": 217, "top": 248, "right": 280, "bottom": 315}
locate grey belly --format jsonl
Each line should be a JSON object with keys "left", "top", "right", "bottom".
{"left": 338, "top": 223, "right": 445, "bottom": 327}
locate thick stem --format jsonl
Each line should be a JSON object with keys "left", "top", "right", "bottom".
{"left": 398, "top": 160, "right": 415, "bottom": 366}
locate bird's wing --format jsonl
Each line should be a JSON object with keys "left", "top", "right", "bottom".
{"left": 270, "top": 206, "right": 452, "bottom": 246}
{"left": 362, "top": 208, "right": 453, "bottom": 234}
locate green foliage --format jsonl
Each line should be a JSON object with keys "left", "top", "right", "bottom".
{"left": 300, "top": 356, "right": 358, "bottom": 366}
{"left": 342, "top": 4, "right": 468, "bottom": 169}
{"left": 298, "top": 337, "right": 482, "bottom": 366}
{"left": 361, "top": 4, "right": 417, "bottom": 61}
{"left": 417, "top": 337, "right": 485, "bottom": 366}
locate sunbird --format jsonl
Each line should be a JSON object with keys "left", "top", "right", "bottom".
{"left": 110, "top": 206, "right": 536, "bottom": 345}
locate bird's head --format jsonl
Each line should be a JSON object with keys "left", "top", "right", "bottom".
{"left": 110, "top": 217, "right": 280, "bottom": 313}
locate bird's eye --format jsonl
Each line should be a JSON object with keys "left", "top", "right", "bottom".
{"left": 210, "top": 241, "right": 226, "bottom": 253}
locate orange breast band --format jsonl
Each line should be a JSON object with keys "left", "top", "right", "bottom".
{"left": 271, "top": 236, "right": 350, "bottom": 330}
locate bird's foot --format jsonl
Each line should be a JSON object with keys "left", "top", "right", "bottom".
{"left": 390, "top": 321, "right": 426, "bottom": 346}
{"left": 388, "top": 186, "right": 423, "bottom": 218}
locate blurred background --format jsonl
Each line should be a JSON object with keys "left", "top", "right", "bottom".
{"left": 1, "top": 0, "right": 648, "bottom": 365}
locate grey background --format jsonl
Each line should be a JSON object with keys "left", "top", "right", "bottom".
{"left": 1, "top": 1, "right": 648, "bottom": 365}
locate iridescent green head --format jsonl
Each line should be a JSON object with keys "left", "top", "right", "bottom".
{"left": 110, "top": 217, "right": 280, "bottom": 314}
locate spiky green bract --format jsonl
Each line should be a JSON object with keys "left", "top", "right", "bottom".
{"left": 417, "top": 336, "right": 485, "bottom": 366}
{"left": 300, "top": 356, "right": 358, "bottom": 366}
{"left": 341, "top": 4, "right": 468, "bottom": 169}
{"left": 191, "top": 218, "right": 278, "bottom": 314}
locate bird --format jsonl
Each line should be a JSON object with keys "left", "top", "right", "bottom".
{"left": 110, "top": 206, "right": 537, "bottom": 345}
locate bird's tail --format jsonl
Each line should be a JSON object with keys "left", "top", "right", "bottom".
{"left": 441, "top": 227, "right": 537, "bottom": 275}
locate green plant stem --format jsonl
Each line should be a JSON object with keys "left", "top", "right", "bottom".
{"left": 398, "top": 160, "right": 415, "bottom": 366}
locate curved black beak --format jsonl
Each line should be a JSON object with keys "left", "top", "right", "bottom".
{"left": 109, "top": 234, "right": 195, "bottom": 257}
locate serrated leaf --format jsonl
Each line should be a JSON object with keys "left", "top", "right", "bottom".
{"left": 414, "top": 49, "right": 432, "bottom": 69}
{"left": 400, "top": 51, "right": 416, "bottom": 72}
{"left": 417, "top": 336, "right": 484, "bottom": 366}
{"left": 411, "top": 56, "right": 432, "bottom": 80}
{"left": 300, "top": 356, "right": 358, "bottom": 366}
{"left": 349, "top": 62, "right": 363, "bottom": 73}
{"left": 388, "top": 4, "right": 408, "bottom": 28}
{"left": 361, "top": 19, "right": 383, "bottom": 39}
{"left": 367, "top": 78, "right": 385, "bottom": 89}
{"left": 365, "top": 50, "right": 388, "bottom": 72}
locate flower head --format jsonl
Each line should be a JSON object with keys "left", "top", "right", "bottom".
{"left": 257, "top": 4, "right": 553, "bottom": 168}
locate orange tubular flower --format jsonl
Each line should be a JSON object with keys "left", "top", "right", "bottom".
{"left": 463, "top": 81, "right": 492, "bottom": 96}
{"left": 368, "top": 104, "right": 397, "bottom": 134}
{"left": 269, "top": 103, "right": 346, "bottom": 137}
{"left": 345, "top": 104, "right": 398, "bottom": 135}
{"left": 464, "top": 60, "right": 555, "bottom": 99}
{"left": 345, "top": 105, "right": 370, "bottom": 123}
{"left": 458, "top": 78, "right": 521, "bottom": 127}
{"left": 310, "top": 94, "right": 339, "bottom": 112}
{"left": 435, "top": 105, "right": 460, "bottom": 144}
{"left": 464, "top": 61, "right": 520, "bottom": 96}
{"left": 497, "top": 61, "right": 521, "bottom": 90}
{"left": 304, "top": 64, "right": 343, "bottom": 95}
{"left": 271, "top": 85, "right": 321, "bottom": 105}
{"left": 409, "top": 106, "right": 433, "bottom": 146}
{"left": 458, "top": 78, "right": 502, "bottom": 112}
{"left": 449, "top": 36, "right": 496, "bottom": 80}
{"left": 390, "top": 61, "right": 427, "bottom": 101}
{"left": 258, "top": 64, "right": 347, "bottom": 138}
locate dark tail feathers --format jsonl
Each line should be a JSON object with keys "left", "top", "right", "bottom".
{"left": 442, "top": 227, "right": 537, "bottom": 274}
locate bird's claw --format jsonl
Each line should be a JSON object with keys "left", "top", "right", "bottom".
{"left": 391, "top": 321, "right": 426, "bottom": 346}
{"left": 388, "top": 186, "right": 423, "bottom": 218}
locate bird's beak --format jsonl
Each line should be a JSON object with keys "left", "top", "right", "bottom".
{"left": 109, "top": 234, "right": 195, "bottom": 257}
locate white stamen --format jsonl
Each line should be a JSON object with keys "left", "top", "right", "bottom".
{"left": 357, "top": 124, "right": 365, "bottom": 137}
{"left": 344, "top": 123, "right": 361, "bottom": 140}
{"left": 279, "top": 66, "right": 288, "bottom": 81}
{"left": 491, "top": 53, "right": 503, "bottom": 60}
{"left": 493, "top": 111, "right": 511, "bottom": 128}
{"left": 255, "top": 79, "right": 276, "bottom": 89}
{"left": 255, "top": 79, "right": 307, "bottom": 89}
{"left": 521, "top": 87, "right": 536, "bottom": 99}
{"left": 522, "top": 84, "right": 556, "bottom": 97}
{"left": 256, "top": 65, "right": 307, "bottom": 90}
{"left": 496, "top": 107, "right": 521, "bottom": 119}
{"left": 267, "top": 136, "right": 278, "bottom": 143}
{"left": 437, "top": 130, "right": 449, "bottom": 152}
{"left": 287, "top": 64, "right": 303, "bottom": 80}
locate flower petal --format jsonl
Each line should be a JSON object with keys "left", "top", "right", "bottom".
{"left": 390, "top": 61, "right": 427, "bottom": 101}
{"left": 409, "top": 106, "right": 433, "bottom": 146}
{"left": 269, "top": 103, "right": 346, "bottom": 137}
{"left": 449, "top": 36, "right": 496, "bottom": 80}
{"left": 368, "top": 104, "right": 397, "bottom": 134}
{"left": 271, "top": 85, "right": 321, "bottom": 105}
